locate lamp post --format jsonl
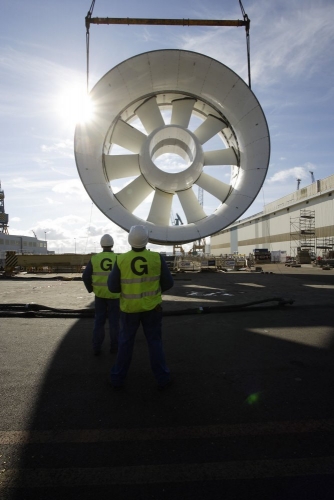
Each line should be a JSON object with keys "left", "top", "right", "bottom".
{"left": 74, "top": 238, "right": 76, "bottom": 254}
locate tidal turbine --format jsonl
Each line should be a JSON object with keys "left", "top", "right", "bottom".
{"left": 74, "top": 49, "right": 270, "bottom": 245}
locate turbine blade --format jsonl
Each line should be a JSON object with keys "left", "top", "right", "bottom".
{"left": 115, "top": 175, "right": 153, "bottom": 212}
{"left": 177, "top": 189, "right": 206, "bottom": 223}
{"left": 112, "top": 120, "right": 147, "bottom": 153}
{"left": 171, "top": 98, "right": 196, "bottom": 127}
{"left": 135, "top": 97, "right": 165, "bottom": 135}
{"left": 104, "top": 154, "right": 140, "bottom": 180}
{"left": 195, "top": 172, "right": 231, "bottom": 201}
{"left": 147, "top": 190, "right": 173, "bottom": 226}
{"left": 193, "top": 115, "right": 227, "bottom": 145}
{"left": 203, "top": 147, "right": 237, "bottom": 166}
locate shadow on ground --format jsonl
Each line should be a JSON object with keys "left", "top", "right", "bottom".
{"left": 3, "top": 270, "right": 334, "bottom": 499}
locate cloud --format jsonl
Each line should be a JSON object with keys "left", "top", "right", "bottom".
{"left": 174, "top": 1, "right": 334, "bottom": 87}
{"left": 45, "top": 197, "right": 61, "bottom": 206}
{"left": 6, "top": 177, "right": 60, "bottom": 191}
{"left": 5, "top": 177, "right": 86, "bottom": 198}
{"left": 51, "top": 179, "right": 87, "bottom": 199}
{"left": 249, "top": 1, "right": 334, "bottom": 85}
{"left": 28, "top": 216, "right": 132, "bottom": 254}
{"left": 86, "top": 226, "right": 104, "bottom": 238}
{"left": 155, "top": 154, "right": 188, "bottom": 173}
{"left": 267, "top": 163, "right": 317, "bottom": 184}
{"left": 41, "top": 139, "right": 73, "bottom": 154}
{"left": 9, "top": 205, "right": 193, "bottom": 255}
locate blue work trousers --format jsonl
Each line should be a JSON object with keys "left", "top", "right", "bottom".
{"left": 110, "top": 308, "right": 170, "bottom": 386}
{"left": 93, "top": 296, "right": 120, "bottom": 351}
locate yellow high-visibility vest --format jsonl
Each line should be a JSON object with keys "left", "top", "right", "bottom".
{"left": 117, "top": 250, "right": 161, "bottom": 313}
{"left": 91, "top": 252, "right": 120, "bottom": 299}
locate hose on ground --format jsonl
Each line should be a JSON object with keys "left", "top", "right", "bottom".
{"left": 0, "top": 297, "right": 294, "bottom": 318}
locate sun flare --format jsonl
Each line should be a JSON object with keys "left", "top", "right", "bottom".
{"left": 56, "top": 85, "right": 94, "bottom": 128}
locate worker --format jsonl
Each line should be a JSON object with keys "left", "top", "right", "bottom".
{"left": 107, "top": 225, "right": 174, "bottom": 390}
{"left": 82, "top": 234, "right": 120, "bottom": 355}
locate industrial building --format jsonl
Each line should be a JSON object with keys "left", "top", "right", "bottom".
{"left": 210, "top": 173, "right": 334, "bottom": 260}
{"left": 2, "top": 173, "right": 334, "bottom": 268}
{"left": 0, "top": 234, "right": 48, "bottom": 267}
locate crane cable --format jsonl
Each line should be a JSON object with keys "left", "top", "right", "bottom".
{"left": 85, "top": 0, "right": 96, "bottom": 93}
{"left": 239, "top": 0, "right": 251, "bottom": 88}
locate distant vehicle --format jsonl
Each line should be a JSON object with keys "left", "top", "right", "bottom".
{"left": 253, "top": 248, "right": 271, "bottom": 262}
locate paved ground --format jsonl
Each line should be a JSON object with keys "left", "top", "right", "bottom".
{"left": 1, "top": 263, "right": 334, "bottom": 499}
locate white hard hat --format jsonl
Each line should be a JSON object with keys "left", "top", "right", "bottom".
{"left": 128, "top": 225, "right": 149, "bottom": 248}
{"left": 100, "top": 234, "right": 114, "bottom": 247}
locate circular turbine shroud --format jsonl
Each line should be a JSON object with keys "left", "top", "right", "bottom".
{"left": 74, "top": 49, "right": 270, "bottom": 245}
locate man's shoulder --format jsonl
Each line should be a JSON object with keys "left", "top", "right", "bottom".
{"left": 117, "top": 250, "right": 131, "bottom": 257}
{"left": 144, "top": 250, "right": 161, "bottom": 259}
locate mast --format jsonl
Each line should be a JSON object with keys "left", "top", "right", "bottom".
{"left": 0, "top": 181, "right": 9, "bottom": 234}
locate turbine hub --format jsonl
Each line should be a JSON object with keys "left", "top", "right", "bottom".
{"left": 139, "top": 125, "right": 204, "bottom": 194}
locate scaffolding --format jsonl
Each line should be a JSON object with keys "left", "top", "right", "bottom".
{"left": 290, "top": 209, "right": 316, "bottom": 260}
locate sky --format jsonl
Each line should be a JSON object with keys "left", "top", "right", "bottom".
{"left": 1, "top": 0, "right": 334, "bottom": 255}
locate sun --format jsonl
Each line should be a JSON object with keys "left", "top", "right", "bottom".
{"left": 56, "top": 84, "right": 94, "bottom": 128}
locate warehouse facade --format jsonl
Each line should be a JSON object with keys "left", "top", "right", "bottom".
{"left": 210, "top": 173, "right": 334, "bottom": 258}
{"left": 0, "top": 235, "right": 48, "bottom": 267}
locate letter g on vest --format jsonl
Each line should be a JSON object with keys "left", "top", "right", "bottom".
{"left": 131, "top": 256, "right": 148, "bottom": 276}
{"left": 100, "top": 258, "right": 113, "bottom": 271}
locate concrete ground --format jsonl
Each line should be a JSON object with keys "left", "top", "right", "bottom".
{"left": 1, "top": 263, "right": 334, "bottom": 499}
